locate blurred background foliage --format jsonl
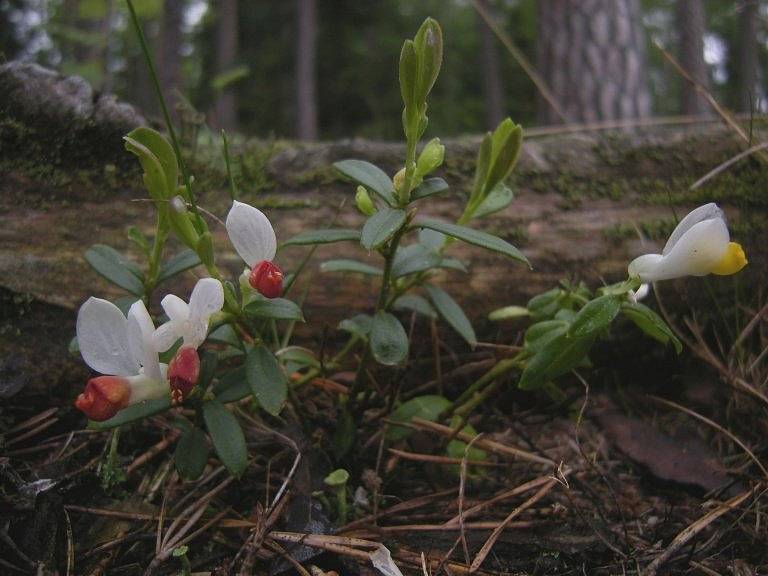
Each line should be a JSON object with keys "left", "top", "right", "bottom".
{"left": 0, "top": 0, "right": 765, "bottom": 139}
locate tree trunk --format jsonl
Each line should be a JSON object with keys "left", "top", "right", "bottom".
{"left": 159, "top": 0, "right": 184, "bottom": 120}
{"left": 210, "top": 0, "right": 238, "bottom": 131}
{"left": 676, "top": 0, "right": 709, "bottom": 116}
{"left": 475, "top": 0, "right": 505, "bottom": 130}
{"left": 536, "top": 0, "right": 652, "bottom": 125}
{"left": 296, "top": 0, "right": 318, "bottom": 141}
{"left": 737, "top": 0, "right": 759, "bottom": 113}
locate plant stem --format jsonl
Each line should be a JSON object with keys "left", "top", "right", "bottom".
{"left": 451, "top": 356, "right": 520, "bottom": 410}
{"left": 221, "top": 130, "right": 238, "bottom": 201}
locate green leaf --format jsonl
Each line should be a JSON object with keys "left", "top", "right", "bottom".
{"left": 418, "top": 227, "right": 446, "bottom": 250}
{"left": 338, "top": 314, "right": 373, "bottom": 338}
{"left": 197, "top": 351, "right": 219, "bottom": 389}
{"left": 125, "top": 126, "right": 178, "bottom": 197}
{"left": 87, "top": 397, "right": 171, "bottom": 430}
{"left": 244, "top": 298, "right": 304, "bottom": 322}
{"left": 84, "top": 244, "right": 145, "bottom": 296}
{"left": 412, "top": 18, "right": 443, "bottom": 103}
{"left": 282, "top": 229, "right": 361, "bottom": 247}
{"left": 370, "top": 311, "right": 409, "bottom": 366}
{"left": 393, "top": 294, "right": 437, "bottom": 319}
{"left": 524, "top": 320, "right": 569, "bottom": 353}
{"left": 361, "top": 208, "right": 407, "bottom": 251}
{"left": 518, "top": 333, "right": 595, "bottom": 390}
{"left": 392, "top": 244, "right": 441, "bottom": 278}
{"left": 486, "top": 121, "right": 522, "bottom": 193}
{"left": 175, "top": 426, "right": 209, "bottom": 480}
{"left": 527, "top": 288, "right": 563, "bottom": 321}
{"left": 207, "top": 324, "right": 242, "bottom": 349}
{"left": 320, "top": 259, "right": 383, "bottom": 276}
{"left": 212, "top": 366, "right": 250, "bottom": 403}
{"left": 333, "top": 409, "right": 356, "bottom": 459}
{"left": 411, "top": 177, "right": 448, "bottom": 200}
{"left": 334, "top": 160, "right": 396, "bottom": 206}
{"left": 245, "top": 346, "right": 287, "bottom": 416}
{"left": 568, "top": 295, "right": 622, "bottom": 338}
{"left": 425, "top": 285, "right": 476, "bottom": 347}
{"left": 488, "top": 305, "right": 530, "bottom": 322}
{"left": 439, "top": 257, "right": 468, "bottom": 273}
{"left": 157, "top": 249, "right": 201, "bottom": 284}
{"left": 621, "top": 302, "right": 683, "bottom": 353}
{"left": 445, "top": 417, "right": 487, "bottom": 462}
{"left": 472, "top": 183, "right": 514, "bottom": 219}
{"left": 202, "top": 400, "right": 248, "bottom": 477}
{"left": 399, "top": 39, "right": 418, "bottom": 113}
{"left": 416, "top": 219, "right": 529, "bottom": 266}
{"left": 386, "top": 395, "right": 450, "bottom": 441}
{"left": 275, "top": 346, "right": 320, "bottom": 369}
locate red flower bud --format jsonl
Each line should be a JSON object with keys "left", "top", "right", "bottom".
{"left": 168, "top": 345, "right": 200, "bottom": 404}
{"left": 75, "top": 376, "right": 130, "bottom": 422}
{"left": 249, "top": 260, "right": 284, "bottom": 299}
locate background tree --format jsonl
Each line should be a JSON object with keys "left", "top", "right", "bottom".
{"left": 475, "top": 0, "right": 505, "bottom": 130}
{"left": 737, "top": 0, "right": 759, "bottom": 112}
{"left": 208, "top": 0, "right": 238, "bottom": 131}
{"left": 159, "top": 0, "right": 184, "bottom": 116}
{"left": 536, "top": 0, "right": 652, "bottom": 124}
{"left": 296, "top": 0, "right": 318, "bottom": 140}
{"left": 676, "top": 0, "right": 709, "bottom": 115}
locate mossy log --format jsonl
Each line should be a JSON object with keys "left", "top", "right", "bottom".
{"left": 1, "top": 65, "right": 767, "bottom": 398}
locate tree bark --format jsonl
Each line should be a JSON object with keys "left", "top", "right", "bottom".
{"left": 676, "top": 0, "right": 709, "bottom": 116}
{"left": 475, "top": 0, "right": 505, "bottom": 130}
{"left": 737, "top": 0, "right": 759, "bottom": 113}
{"left": 296, "top": 0, "right": 318, "bottom": 141}
{"left": 536, "top": 0, "right": 652, "bottom": 125}
{"left": 159, "top": 0, "right": 184, "bottom": 119}
{"left": 209, "top": 0, "right": 238, "bottom": 131}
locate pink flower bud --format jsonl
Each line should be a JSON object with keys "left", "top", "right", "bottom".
{"left": 249, "top": 260, "right": 284, "bottom": 299}
{"left": 75, "top": 376, "right": 130, "bottom": 422}
{"left": 168, "top": 345, "right": 200, "bottom": 404}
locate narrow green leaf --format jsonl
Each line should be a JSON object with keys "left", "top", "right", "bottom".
{"left": 361, "top": 208, "right": 407, "bottom": 251}
{"left": 399, "top": 39, "right": 418, "bottom": 113}
{"left": 334, "top": 159, "right": 396, "bottom": 206}
{"left": 568, "top": 295, "right": 621, "bottom": 338}
{"left": 425, "top": 285, "right": 476, "bottom": 347}
{"left": 84, "top": 244, "right": 145, "bottom": 295}
{"left": 621, "top": 302, "right": 683, "bottom": 353}
{"left": 175, "top": 426, "right": 209, "bottom": 480}
{"left": 416, "top": 219, "right": 529, "bottom": 266}
{"left": 282, "top": 229, "right": 361, "bottom": 247}
{"left": 486, "top": 121, "right": 522, "bottom": 193}
{"left": 320, "top": 259, "right": 383, "bottom": 276}
{"left": 392, "top": 244, "right": 441, "bottom": 278}
{"left": 370, "top": 311, "right": 409, "bottom": 366}
{"left": 244, "top": 298, "right": 304, "bottom": 322}
{"left": 411, "top": 177, "right": 449, "bottom": 200}
{"left": 87, "top": 397, "right": 171, "bottom": 430}
{"left": 245, "top": 346, "right": 287, "bottom": 416}
{"left": 202, "top": 400, "right": 248, "bottom": 476}
{"left": 439, "top": 257, "right": 468, "bottom": 273}
{"left": 527, "top": 288, "right": 562, "bottom": 321}
{"left": 386, "top": 395, "right": 451, "bottom": 441}
{"left": 488, "top": 305, "right": 530, "bottom": 322}
{"left": 524, "top": 320, "right": 569, "bottom": 353}
{"left": 393, "top": 294, "right": 437, "bottom": 319}
{"left": 472, "top": 183, "right": 514, "bottom": 219}
{"left": 518, "top": 333, "right": 594, "bottom": 390}
{"left": 157, "top": 249, "right": 201, "bottom": 283}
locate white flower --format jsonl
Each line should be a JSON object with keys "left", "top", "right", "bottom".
{"left": 76, "top": 297, "right": 168, "bottom": 404}
{"left": 153, "top": 278, "right": 224, "bottom": 352}
{"left": 225, "top": 200, "right": 277, "bottom": 267}
{"left": 628, "top": 203, "right": 747, "bottom": 283}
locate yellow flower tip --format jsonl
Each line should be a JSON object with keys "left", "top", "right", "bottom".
{"left": 711, "top": 242, "right": 748, "bottom": 276}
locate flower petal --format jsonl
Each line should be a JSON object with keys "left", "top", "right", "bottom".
{"left": 663, "top": 203, "right": 723, "bottom": 255}
{"left": 189, "top": 278, "right": 224, "bottom": 321}
{"left": 225, "top": 200, "right": 277, "bottom": 266}
{"left": 153, "top": 321, "right": 181, "bottom": 353}
{"left": 126, "top": 374, "right": 170, "bottom": 404}
{"left": 660, "top": 217, "right": 729, "bottom": 277}
{"left": 127, "top": 300, "right": 162, "bottom": 381}
{"left": 628, "top": 254, "right": 664, "bottom": 282}
{"left": 161, "top": 294, "right": 190, "bottom": 323}
{"left": 76, "top": 297, "right": 138, "bottom": 376}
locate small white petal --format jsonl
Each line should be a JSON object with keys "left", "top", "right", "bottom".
{"left": 225, "top": 200, "right": 277, "bottom": 266}
{"left": 161, "top": 294, "right": 190, "bottom": 323}
{"left": 153, "top": 321, "right": 182, "bottom": 353}
{"left": 657, "top": 218, "right": 729, "bottom": 279}
{"left": 189, "top": 278, "right": 224, "bottom": 321}
{"left": 76, "top": 297, "right": 138, "bottom": 376}
{"left": 628, "top": 254, "right": 664, "bottom": 282}
{"left": 127, "top": 300, "right": 162, "bottom": 381}
{"left": 126, "top": 374, "right": 169, "bottom": 404}
{"left": 663, "top": 203, "right": 723, "bottom": 255}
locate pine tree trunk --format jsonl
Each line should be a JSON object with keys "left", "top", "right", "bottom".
{"left": 475, "top": 0, "right": 505, "bottom": 130}
{"left": 536, "top": 0, "right": 651, "bottom": 124}
{"left": 676, "top": 0, "right": 709, "bottom": 116}
{"left": 159, "top": 0, "right": 184, "bottom": 119}
{"left": 210, "top": 0, "right": 238, "bottom": 131}
{"left": 737, "top": 0, "right": 759, "bottom": 113}
{"left": 296, "top": 0, "right": 318, "bottom": 141}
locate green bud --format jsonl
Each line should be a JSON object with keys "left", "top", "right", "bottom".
{"left": 168, "top": 203, "right": 199, "bottom": 249}
{"left": 196, "top": 231, "right": 215, "bottom": 268}
{"left": 355, "top": 186, "right": 376, "bottom": 216}
{"left": 415, "top": 137, "right": 444, "bottom": 178}
{"left": 393, "top": 168, "right": 407, "bottom": 194}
